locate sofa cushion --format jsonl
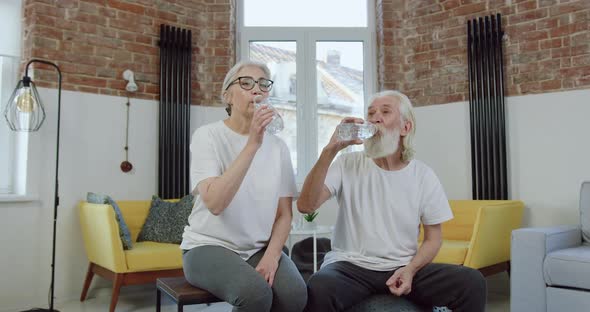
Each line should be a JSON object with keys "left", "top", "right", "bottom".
{"left": 544, "top": 245, "right": 590, "bottom": 290}
{"left": 86, "top": 192, "right": 133, "bottom": 250}
{"left": 547, "top": 287, "right": 590, "bottom": 312}
{"left": 432, "top": 240, "right": 469, "bottom": 265}
{"left": 580, "top": 182, "right": 590, "bottom": 244}
{"left": 137, "top": 194, "right": 194, "bottom": 244}
{"left": 125, "top": 241, "right": 183, "bottom": 271}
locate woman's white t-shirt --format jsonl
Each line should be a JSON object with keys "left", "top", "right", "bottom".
{"left": 322, "top": 151, "right": 453, "bottom": 271}
{"left": 180, "top": 121, "right": 297, "bottom": 260}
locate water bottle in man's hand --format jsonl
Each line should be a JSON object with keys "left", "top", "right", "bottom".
{"left": 254, "top": 95, "right": 284, "bottom": 135}
{"left": 336, "top": 121, "right": 376, "bottom": 141}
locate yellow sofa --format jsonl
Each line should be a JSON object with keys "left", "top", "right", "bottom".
{"left": 78, "top": 200, "right": 184, "bottom": 312}
{"left": 420, "top": 200, "right": 525, "bottom": 276}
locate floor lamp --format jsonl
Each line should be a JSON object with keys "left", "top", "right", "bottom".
{"left": 3, "top": 59, "right": 61, "bottom": 312}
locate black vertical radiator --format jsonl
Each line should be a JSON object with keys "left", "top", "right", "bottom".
{"left": 467, "top": 14, "right": 507, "bottom": 200}
{"left": 158, "top": 24, "right": 192, "bottom": 199}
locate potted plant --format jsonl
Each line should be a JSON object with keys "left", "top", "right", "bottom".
{"left": 302, "top": 211, "right": 319, "bottom": 230}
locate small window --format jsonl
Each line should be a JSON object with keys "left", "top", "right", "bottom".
{"left": 0, "top": 55, "right": 20, "bottom": 194}
{"left": 243, "top": 0, "right": 367, "bottom": 27}
{"left": 239, "top": 0, "right": 375, "bottom": 182}
{"left": 0, "top": 0, "right": 23, "bottom": 195}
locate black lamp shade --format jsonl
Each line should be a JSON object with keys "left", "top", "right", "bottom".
{"left": 3, "top": 77, "right": 46, "bottom": 132}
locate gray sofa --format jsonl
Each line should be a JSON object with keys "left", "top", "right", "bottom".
{"left": 511, "top": 182, "right": 590, "bottom": 312}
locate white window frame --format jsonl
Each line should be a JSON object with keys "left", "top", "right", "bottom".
{"left": 0, "top": 56, "right": 14, "bottom": 194}
{"left": 236, "top": 0, "right": 377, "bottom": 182}
{"left": 0, "top": 0, "right": 33, "bottom": 200}
{"left": 0, "top": 55, "right": 30, "bottom": 198}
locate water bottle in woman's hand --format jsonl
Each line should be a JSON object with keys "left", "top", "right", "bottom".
{"left": 254, "top": 95, "right": 284, "bottom": 135}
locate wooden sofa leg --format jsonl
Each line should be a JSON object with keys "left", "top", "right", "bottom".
{"left": 109, "top": 273, "right": 124, "bottom": 312}
{"left": 80, "top": 263, "right": 95, "bottom": 301}
{"left": 506, "top": 261, "right": 511, "bottom": 276}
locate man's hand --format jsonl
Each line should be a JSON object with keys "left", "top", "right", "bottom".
{"left": 324, "top": 117, "right": 364, "bottom": 153}
{"left": 255, "top": 255, "right": 280, "bottom": 286}
{"left": 386, "top": 266, "right": 415, "bottom": 296}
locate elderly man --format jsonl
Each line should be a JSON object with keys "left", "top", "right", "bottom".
{"left": 297, "top": 90, "right": 486, "bottom": 312}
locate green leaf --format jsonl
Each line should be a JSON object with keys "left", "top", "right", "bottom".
{"left": 303, "top": 211, "right": 318, "bottom": 222}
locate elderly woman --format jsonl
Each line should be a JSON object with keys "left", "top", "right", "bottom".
{"left": 180, "top": 61, "right": 307, "bottom": 312}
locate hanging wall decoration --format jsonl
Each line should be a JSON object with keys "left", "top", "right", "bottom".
{"left": 120, "top": 96, "right": 133, "bottom": 173}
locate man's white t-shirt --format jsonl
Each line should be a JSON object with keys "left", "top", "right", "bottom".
{"left": 322, "top": 151, "right": 453, "bottom": 271}
{"left": 180, "top": 121, "right": 297, "bottom": 260}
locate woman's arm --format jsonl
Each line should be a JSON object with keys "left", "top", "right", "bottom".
{"left": 196, "top": 107, "right": 275, "bottom": 215}
{"left": 196, "top": 144, "right": 258, "bottom": 215}
{"left": 266, "top": 197, "right": 293, "bottom": 259}
{"left": 255, "top": 196, "right": 293, "bottom": 285}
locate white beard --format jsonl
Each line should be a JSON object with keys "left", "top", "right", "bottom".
{"left": 364, "top": 126, "right": 401, "bottom": 159}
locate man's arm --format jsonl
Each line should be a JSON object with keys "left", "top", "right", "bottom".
{"left": 387, "top": 224, "right": 443, "bottom": 296}
{"left": 297, "top": 117, "right": 364, "bottom": 213}
{"left": 407, "top": 224, "right": 443, "bottom": 272}
{"left": 297, "top": 148, "right": 337, "bottom": 213}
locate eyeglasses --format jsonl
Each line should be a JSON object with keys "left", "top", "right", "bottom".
{"left": 226, "top": 76, "right": 274, "bottom": 92}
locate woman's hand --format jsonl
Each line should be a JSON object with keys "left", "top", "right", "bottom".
{"left": 324, "top": 117, "right": 365, "bottom": 154}
{"left": 247, "top": 105, "right": 275, "bottom": 149}
{"left": 255, "top": 254, "right": 280, "bottom": 286}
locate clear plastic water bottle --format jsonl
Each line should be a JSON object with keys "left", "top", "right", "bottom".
{"left": 254, "top": 95, "right": 284, "bottom": 135}
{"left": 336, "top": 122, "right": 376, "bottom": 141}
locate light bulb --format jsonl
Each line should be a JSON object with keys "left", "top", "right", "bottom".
{"left": 16, "top": 87, "right": 36, "bottom": 113}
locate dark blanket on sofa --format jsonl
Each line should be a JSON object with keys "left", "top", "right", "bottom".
{"left": 291, "top": 237, "right": 331, "bottom": 281}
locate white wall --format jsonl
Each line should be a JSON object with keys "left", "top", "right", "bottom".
{"left": 0, "top": 89, "right": 226, "bottom": 311}
{"left": 414, "top": 89, "right": 590, "bottom": 227}
{"left": 0, "top": 88, "right": 588, "bottom": 310}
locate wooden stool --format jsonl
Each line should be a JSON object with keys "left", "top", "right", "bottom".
{"left": 156, "top": 277, "right": 222, "bottom": 312}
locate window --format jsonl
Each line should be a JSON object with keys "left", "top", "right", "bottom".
{"left": 1, "top": 0, "right": 23, "bottom": 195}
{"left": 0, "top": 56, "right": 20, "bottom": 194}
{"left": 238, "top": 0, "right": 376, "bottom": 182}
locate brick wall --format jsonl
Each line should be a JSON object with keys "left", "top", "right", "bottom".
{"left": 24, "top": 1, "right": 589, "bottom": 107}
{"left": 23, "top": 0, "right": 233, "bottom": 105}
{"left": 378, "top": 0, "right": 590, "bottom": 106}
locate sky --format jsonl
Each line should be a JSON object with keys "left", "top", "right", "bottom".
{"left": 244, "top": 0, "right": 367, "bottom": 28}
{"left": 244, "top": 0, "right": 368, "bottom": 70}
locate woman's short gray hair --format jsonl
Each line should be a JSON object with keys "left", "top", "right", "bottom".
{"left": 221, "top": 61, "right": 271, "bottom": 116}
{"left": 368, "top": 90, "right": 416, "bottom": 162}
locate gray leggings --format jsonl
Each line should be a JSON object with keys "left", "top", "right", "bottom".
{"left": 183, "top": 245, "right": 307, "bottom": 312}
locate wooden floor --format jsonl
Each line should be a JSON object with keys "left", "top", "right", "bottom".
{"left": 54, "top": 273, "right": 511, "bottom": 312}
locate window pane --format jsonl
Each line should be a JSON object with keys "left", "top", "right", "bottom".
{"left": 316, "top": 42, "right": 365, "bottom": 156}
{"left": 0, "top": 55, "right": 18, "bottom": 194}
{"left": 249, "top": 41, "right": 298, "bottom": 175}
{"left": 244, "top": 0, "right": 367, "bottom": 27}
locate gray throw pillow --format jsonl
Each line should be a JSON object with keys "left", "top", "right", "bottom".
{"left": 86, "top": 192, "right": 133, "bottom": 250}
{"left": 137, "top": 194, "right": 194, "bottom": 244}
